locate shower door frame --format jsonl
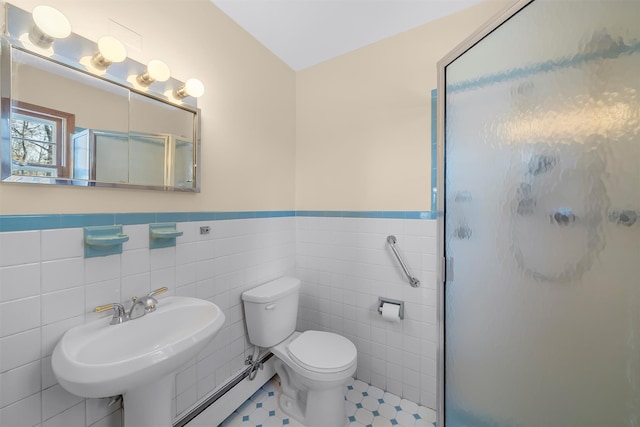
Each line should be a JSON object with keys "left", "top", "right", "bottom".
{"left": 435, "top": 0, "right": 535, "bottom": 425}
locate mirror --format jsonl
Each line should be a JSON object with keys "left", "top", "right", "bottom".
{"left": 129, "top": 92, "right": 196, "bottom": 187}
{"left": 1, "top": 4, "right": 201, "bottom": 191}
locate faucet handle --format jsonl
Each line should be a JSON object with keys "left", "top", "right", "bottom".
{"left": 95, "top": 303, "right": 116, "bottom": 313}
{"left": 95, "top": 303, "right": 128, "bottom": 325}
{"left": 148, "top": 286, "right": 168, "bottom": 298}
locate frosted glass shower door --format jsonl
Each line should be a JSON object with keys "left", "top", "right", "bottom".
{"left": 440, "top": 0, "right": 640, "bottom": 426}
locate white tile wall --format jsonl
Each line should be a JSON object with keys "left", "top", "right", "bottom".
{"left": 0, "top": 263, "right": 40, "bottom": 302}
{"left": 0, "top": 215, "right": 438, "bottom": 426}
{"left": 0, "top": 393, "right": 41, "bottom": 427}
{"left": 295, "top": 217, "right": 438, "bottom": 409}
{"left": 0, "top": 217, "right": 295, "bottom": 427}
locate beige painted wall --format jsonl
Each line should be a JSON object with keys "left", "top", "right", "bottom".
{"left": 1, "top": 0, "right": 512, "bottom": 214}
{"left": 295, "top": 0, "right": 509, "bottom": 211}
{"left": 0, "top": 0, "right": 296, "bottom": 214}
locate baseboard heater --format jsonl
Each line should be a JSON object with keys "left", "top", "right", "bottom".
{"left": 174, "top": 352, "right": 275, "bottom": 427}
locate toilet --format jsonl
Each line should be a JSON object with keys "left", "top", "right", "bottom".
{"left": 242, "top": 277, "right": 357, "bottom": 427}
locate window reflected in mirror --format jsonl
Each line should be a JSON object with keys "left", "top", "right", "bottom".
{"left": 10, "top": 101, "right": 75, "bottom": 178}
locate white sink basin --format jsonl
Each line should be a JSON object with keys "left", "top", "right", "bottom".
{"left": 52, "top": 296, "right": 225, "bottom": 426}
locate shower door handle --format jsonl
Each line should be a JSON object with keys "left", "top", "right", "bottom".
{"left": 444, "top": 257, "right": 454, "bottom": 282}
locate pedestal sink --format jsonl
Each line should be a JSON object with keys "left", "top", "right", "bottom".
{"left": 52, "top": 296, "right": 225, "bottom": 427}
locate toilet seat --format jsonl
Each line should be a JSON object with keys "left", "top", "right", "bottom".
{"left": 287, "top": 330, "right": 357, "bottom": 374}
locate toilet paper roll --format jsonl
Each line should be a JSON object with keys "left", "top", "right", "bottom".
{"left": 381, "top": 302, "right": 401, "bottom": 323}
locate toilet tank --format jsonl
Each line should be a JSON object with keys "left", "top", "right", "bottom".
{"left": 242, "top": 277, "right": 300, "bottom": 347}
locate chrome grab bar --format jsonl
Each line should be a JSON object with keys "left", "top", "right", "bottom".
{"left": 386, "top": 235, "right": 420, "bottom": 288}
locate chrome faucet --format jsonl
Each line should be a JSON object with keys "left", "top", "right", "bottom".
{"left": 129, "top": 287, "right": 168, "bottom": 319}
{"left": 95, "top": 287, "right": 168, "bottom": 324}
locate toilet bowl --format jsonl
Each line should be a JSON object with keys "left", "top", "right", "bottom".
{"left": 272, "top": 331, "right": 357, "bottom": 427}
{"left": 242, "top": 277, "right": 357, "bottom": 427}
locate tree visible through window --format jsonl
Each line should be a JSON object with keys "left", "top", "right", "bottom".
{"left": 9, "top": 102, "right": 75, "bottom": 178}
{"left": 11, "top": 113, "right": 57, "bottom": 176}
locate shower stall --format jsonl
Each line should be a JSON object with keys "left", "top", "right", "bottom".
{"left": 437, "top": 0, "right": 639, "bottom": 425}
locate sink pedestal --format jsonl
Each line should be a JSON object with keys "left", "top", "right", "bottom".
{"left": 123, "top": 374, "right": 173, "bottom": 427}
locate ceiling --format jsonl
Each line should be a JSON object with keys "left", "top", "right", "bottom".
{"left": 211, "top": 0, "right": 487, "bottom": 70}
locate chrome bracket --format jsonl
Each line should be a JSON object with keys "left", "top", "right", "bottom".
{"left": 245, "top": 355, "right": 263, "bottom": 370}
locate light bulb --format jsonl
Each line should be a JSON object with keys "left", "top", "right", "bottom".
{"left": 147, "top": 60, "right": 170, "bottom": 82}
{"left": 175, "top": 78, "right": 204, "bottom": 99}
{"left": 136, "top": 59, "right": 171, "bottom": 86}
{"left": 29, "top": 5, "right": 71, "bottom": 48}
{"left": 90, "top": 36, "right": 126, "bottom": 70}
{"left": 98, "top": 36, "right": 126, "bottom": 62}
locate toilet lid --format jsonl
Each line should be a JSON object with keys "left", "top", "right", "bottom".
{"left": 287, "top": 331, "right": 357, "bottom": 373}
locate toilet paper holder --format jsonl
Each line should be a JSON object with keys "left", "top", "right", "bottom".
{"left": 377, "top": 297, "right": 404, "bottom": 320}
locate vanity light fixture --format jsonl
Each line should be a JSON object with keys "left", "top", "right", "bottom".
{"left": 174, "top": 78, "right": 205, "bottom": 99}
{"left": 136, "top": 59, "right": 171, "bottom": 87}
{"left": 14, "top": 4, "right": 199, "bottom": 106}
{"left": 19, "top": 5, "right": 71, "bottom": 56}
{"left": 89, "top": 36, "right": 127, "bottom": 71}
{"left": 29, "top": 5, "right": 71, "bottom": 48}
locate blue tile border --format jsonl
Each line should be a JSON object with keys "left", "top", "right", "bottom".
{"left": 255, "top": 210, "right": 295, "bottom": 218}
{"left": 0, "top": 210, "right": 436, "bottom": 232}
{"left": 188, "top": 212, "right": 217, "bottom": 222}
{"left": 156, "top": 212, "right": 191, "bottom": 223}
{"left": 61, "top": 213, "right": 117, "bottom": 228}
{"left": 0, "top": 214, "right": 62, "bottom": 231}
{"left": 215, "top": 211, "right": 255, "bottom": 220}
{"left": 294, "top": 210, "right": 326, "bottom": 217}
{"left": 295, "top": 211, "right": 435, "bottom": 219}
{"left": 114, "top": 212, "right": 157, "bottom": 225}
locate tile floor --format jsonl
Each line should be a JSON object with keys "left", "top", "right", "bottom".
{"left": 220, "top": 376, "right": 437, "bottom": 427}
